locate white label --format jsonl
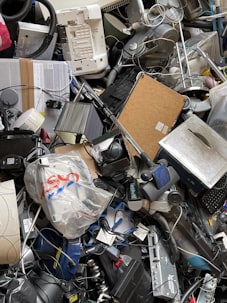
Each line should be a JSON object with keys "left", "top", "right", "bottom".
{"left": 133, "top": 223, "right": 150, "bottom": 241}
{"left": 168, "top": 275, "right": 175, "bottom": 294}
{"left": 155, "top": 121, "right": 169, "bottom": 134}
{"left": 96, "top": 228, "right": 116, "bottom": 246}
{"left": 155, "top": 121, "right": 164, "bottom": 132}
{"left": 23, "top": 218, "right": 34, "bottom": 234}
{"left": 162, "top": 125, "right": 169, "bottom": 134}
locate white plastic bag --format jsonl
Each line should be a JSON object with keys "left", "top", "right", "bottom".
{"left": 24, "top": 152, "right": 112, "bottom": 239}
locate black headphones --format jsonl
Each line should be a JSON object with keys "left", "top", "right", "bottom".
{"left": 101, "top": 138, "right": 124, "bottom": 163}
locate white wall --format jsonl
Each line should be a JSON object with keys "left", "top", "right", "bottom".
{"left": 49, "top": 0, "right": 227, "bottom": 12}
{"left": 48, "top": 0, "right": 100, "bottom": 10}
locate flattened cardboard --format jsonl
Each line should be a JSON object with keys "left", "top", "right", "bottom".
{"left": 118, "top": 74, "right": 185, "bottom": 160}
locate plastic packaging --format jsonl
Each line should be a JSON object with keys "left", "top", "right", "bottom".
{"left": 24, "top": 152, "right": 112, "bottom": 239}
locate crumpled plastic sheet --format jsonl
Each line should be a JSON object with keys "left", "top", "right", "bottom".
{"left": 24, "top": 151, "right": 113, "bottom": 239}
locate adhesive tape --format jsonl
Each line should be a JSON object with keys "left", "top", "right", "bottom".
{"left": 13, "top": 108, "right": 45, "bottom": 132}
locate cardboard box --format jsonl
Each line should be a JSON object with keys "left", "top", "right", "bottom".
{"left": 118, "top": 73, "right": 185, "bottom": 160}
{"left": 54, "top": 144, "right": 98, "bottom": 179}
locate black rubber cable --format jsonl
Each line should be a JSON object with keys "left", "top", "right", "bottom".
{"left": 0, "top": 0, "right": 57, "bottom": 58}
{"left": 23, "top": 0, "right": 57, "bottom": 58}
{"left": 180, "top": 279, "right": 202, "bottom": 303}
{"left": 0, "top": 0, "right": 32, "bottom": 23}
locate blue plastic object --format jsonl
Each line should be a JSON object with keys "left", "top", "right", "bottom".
{"left": 35, "top": 229, "right": 81, "bottom": 281}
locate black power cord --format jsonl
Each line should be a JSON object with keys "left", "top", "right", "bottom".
{"left": 180, "top": 278, "right": 203, "bottom": 303}
{"left": 0, "top": 0, "right": 32, "bottom": 23}
{"left": 24, "top": 0, "right": 57, "bottom": 59}
{"left": 0, "top": 0, "right": 57, "bottom": 59}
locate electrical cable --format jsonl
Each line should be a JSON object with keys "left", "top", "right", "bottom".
{"left": 0, "top": 0, "right": 32, "bottom": 23}
{"left": 26, "top": 203, "right": 77, "bottom": 269}
{"left": 146, "top": 278, "right": 180, "bottom": 299}
{"left": 178, "top": 247, "right": 222, "bottom": 274}
{"left": 35, "top": 227, "right": 77, "bottom": 266}
{"left": 183, "top": 19, "right": 227, "bottom": 30}
{"left": 152, "top": 211, "right": 179, "bottom": 262}
{"left": 24, "top": 0, "right": 57, "bottom": 59}
{"left": 105, "top": 34, "right": 120, "bottom": 44}
{"left": 180, "top": 278, "right": 203, "bottom": 303}
{"left": 197, "top": 10, "right": 227, "bottom": 21}
{"left": 0, "top": 0, "right": 57, "bottom": 58}
{"left": 130, "top": 36, "right": 175, "bottom": 76}
{"left": 23, "top": 145, "right": 50, "bottom": 168}
{"left": 0, "top": 84, "right": 69, "bottom": 102}
{"left": 21, "top": 204, "right": 42, "bottom": 275}
{"left": 42, "top": 254, "right": 65, "bottom": 280}
{"left": 170, "top": 205, "right": 183, "bottom": 234}
{"left": 0, "top": 278, "right": 12, "bottom": 288}
{"left": 142, "top": 3, "right": 166, "bottom": 28}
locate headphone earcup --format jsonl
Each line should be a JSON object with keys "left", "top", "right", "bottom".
{"left": 101, "top": 140, "right": 123, "bottom": 163}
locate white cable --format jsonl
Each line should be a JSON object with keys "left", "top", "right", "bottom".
{"left": 25, "top": 203, "right": 75, "bottom": 272}
{"left": 142, "top": 3, "right": 166, "bottom": 28}
{"left": 34, "top": 227, "right": 77, "bottom": 267}
{"left": 178, "top": 247, "right": 221, "bottom": 273}
{"left": 171, "top": 205, "right": 183, "bottom": 234}
{"left": 131, "top": 36, "right": 176, "bottom": 67}
{"left": 97, "top": 293, "right": 112, "bottom": 303}
{"left": 105, "top": 35, "right": 120, "bottom": 43}
{"left": 44, "top": 63, "right": 73, "bottom": 93}
{"left": 27, "top": 203, "right": 77, "bottom": 267}
{"left": 21, "top": 205, "right": 42, "bottom": 275}
{"left": 197, "top": 11, "right": 227, "bottom": 20}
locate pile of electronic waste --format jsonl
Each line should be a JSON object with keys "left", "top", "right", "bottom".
{"left": 0, "top": 0, "right": 227, "bottom": 302}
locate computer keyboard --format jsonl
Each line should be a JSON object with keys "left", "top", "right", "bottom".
{"left": 201, "top": 173, "right": 227, "bottom": 214}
